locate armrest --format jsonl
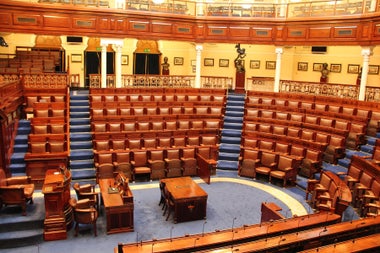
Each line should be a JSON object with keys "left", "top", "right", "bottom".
{"left": 318, "top": 195, "right": 333, "bottom": 201}
{"left": 6, "top": 176, "right": 31, "bottom": 185}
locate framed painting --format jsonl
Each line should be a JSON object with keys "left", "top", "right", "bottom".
{"left": 313, "top": 63, "right": 323, "bottom": 72}
{"left": 297, "top": 62, "right": 308, "bottom": 71}
{"left": 121, "top": 55, "right": 129, "bottom": 65}
{"left": 250, "top": 60, "right": 260, "bottom": 69}
{"left": 348, "top": 64, "right": 360, "bottom": 74}
{"left": 174, "top": 57, "right": 184, "bottom": 65}
{"left": 204, "top": 58, "right": 214, "bottom": 66}
{"left": 265, "top": 61, "right": 276, "bottom": 70}
{"left": 219, "top": 59, "right": 229, "bottom": 67}
{"left": 71, "top": 54, "right": 82, "bottom": 63}
{"left": 330, "top": 63, "right": 341, "bottom": 73}
{"left": 368, "top": 65, "right": 379, "bottom": 75}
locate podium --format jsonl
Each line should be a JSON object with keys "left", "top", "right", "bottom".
{"left": 42, "top": 168, "right": 72, "bottom": 241}
{"left": 235, "top": 71, "right": 245, "bottom": 93}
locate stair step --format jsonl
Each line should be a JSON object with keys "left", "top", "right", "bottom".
{"left": 70, "top": 133, "right": 92, "bottom": 142}
{"left": 70, "top": 141, "right": 93, "bottom": 149}
{"left": 70, "top": 159, "right": 95, "bottom": 169}
{"left": 223, "top": 117, "right": 243, "bottom": 124}
{"left": 360, "top": 144, "right": 374, "bottom": 154}
{"left": 13, "top": 144, "right": 28, "bottom": 153}
{"left": 221, "top": 129, "right": 242, "bottom": 137}
{"left": 337, "top": 158, "right": 351, "bottom": 168}
{"left": 18, "top": 119, "right": 31, "bottom": 127}
{"left": 70, "top": 125, "right": 91, "bottom": 132}
{"left": 70, "top": 149, "right": 94, "bottom": 160}
{"left": 9, "top": 163, "right": 26, "bottom": 174}
{"left": 70, "top": 118, "right": 91, "bottom": 125}
{"left": 219, "top": 143, "right": 241, "bottom": 153}
{"left": 11, "top": 152, "right": 25, "bottom": 163}
{"left": 17, "top": 127, "right": 31, "bottom": 135}
{"left": 71, "top": 168, "right": 97, "bottom": 180}
{"left": 225, "top": 111, "right": 244, "bottom": 117}
{"left": 70, "top": 105, "right": 90, "bottom": 112}
{"left": 70, "top": 112, "right": 90, "bottom": 118}
{"left": 0, "top": 229, "right": 44, "bottom": 249}
{"left": 14, "top": 135, "right": 28, "bottom": 145}
{"left": 220, "top": 136, "right": 241, "bottom": 145}
{"left": 223, "top": 122, "right": 243, "bottom": 130}
{"left": 217, "top": 160, "right": 239, "bottom": 170}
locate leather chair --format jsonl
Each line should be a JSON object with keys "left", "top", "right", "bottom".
{"left": 181, "top": 148, "right": 198, "bottom": 176}
{"left": 299, "top": 149, "right": 322, "bottom": 179}
{"left": 148, "top": 150, "right": 166, "bottom": 180}
{"left": 96, "top": 163, "right": 115, "bottom": 183}
{"left": 359, "top": 180, "right": 380, "bottom": 217}
{"left": 73, "top": 183, "right": 99, "bottom": 212}
{"left": 113, "top": 152, "right": 133, "bottom": 181}
{"left": 131, "top": 151, "right": 151, "bottom": 182}
{"left": 69, "top": 198, "right": 98, "bottom": 237}
{"left": 0, "top": 170, "right": 34, "bottom": 216}
{"left": 269, "top": 155, "right": 297, "bottom": 187}
{"left": 238, "top": 149, "right": 261, "bottom": 179}
{"left": 254, "top": 151, "right": 277, "bottom": 181}
{"left": 165, "top": 149, "right": 182, "bottom": 178}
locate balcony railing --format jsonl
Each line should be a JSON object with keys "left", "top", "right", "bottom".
{"left": 37, "top": 0, "right": 379, "bottom": 18}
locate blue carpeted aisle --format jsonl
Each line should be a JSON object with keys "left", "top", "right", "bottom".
{"left": 217, "top": 92, "right": 245, "bottom": 170}
{"left": 69, "top": 89, "right": 96, "bottom": 183}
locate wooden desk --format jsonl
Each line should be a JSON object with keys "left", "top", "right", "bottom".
{"left": 42, "top": 168, "right": 72, "bottom": 241}
{"left": 161, "top": 177, "right": 208, "bottom": 223}
{"left": 261, "top": 202, "right": 284, "bottom": 223}
{"left": 99, "top": 177, "right": 134, "bottom": 234}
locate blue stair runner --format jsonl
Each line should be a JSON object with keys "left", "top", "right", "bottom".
{"left": 69, "top": 89, "right": 96, "bottom": 183}
{"left": 9, "top": 119, "right": 30, "bottom": 176}
{"left": 217, "top": 92, "right": 245, "bottom": 170}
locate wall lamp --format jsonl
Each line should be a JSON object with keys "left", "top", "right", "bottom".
{"left": 0, "top": 37, "right": 8, "bottom": 47}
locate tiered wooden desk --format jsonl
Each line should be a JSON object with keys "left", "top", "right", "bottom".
{"left": 42, "top": 168, "right": 72, "bottom": 241}
{"left": 99, "top": 176, "right": 134, "bottom": 234}
{"left": 160, "top": 177, "right": 208, "bottom": 223}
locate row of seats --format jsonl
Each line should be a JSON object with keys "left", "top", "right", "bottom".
{"left": 89, "top": 87, "right": 226, "bottom": 95}
{"left": 340, "top": 155, "right": 380, "bottom": 217}
{"left": 95, "top": 147, "right": 206, "bottom": 182}
{"left": 238, "top": 149, "right": 299, "bottom": 187}
{"left": 246, "top": 95, "right": 372, "bottom": 121}
{"left": 26, "top": 134, "right": 68, "bottom": 154}
{"left": 30, "top": 117, "right": 67, "bottom": 134}
{"left": 24, "top": 96, "right": 66, "bottom": 114}
{"left": 240, "top": 138, "right": 323, "bottom": 178}
{"left": 245, "top": 108, "right": 366, "bottom": 137}
{"left": 93, "top": 134, "right": 219, "bottom": 152}
{"left": 306, "top": 170, "right": 352, "bottom": 215}
{"left": 91, "top": 119, "right": 222, "bottom": 133}
{"left": 90, "top": 106, "right": 224, "bottom": 119}
{"left": 89, "top": 93, "right": 226, "bottom": 104}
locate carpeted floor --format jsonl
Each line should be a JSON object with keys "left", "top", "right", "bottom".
{"left": 1, "top": 170, "right": 351, "bottom": 253}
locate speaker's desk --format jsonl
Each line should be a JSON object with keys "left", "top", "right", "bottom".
{"left": 160, "top": 177, "right": 208, "bottom": 223}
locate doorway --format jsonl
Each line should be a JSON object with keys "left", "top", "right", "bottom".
{"left": 134, "top": 53, "right": 160, "bottom": 75}
{"left": 84, "top": 51, "right": 115, "bottom": 87}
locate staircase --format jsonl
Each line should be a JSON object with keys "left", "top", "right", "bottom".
{"left": 9, "top": 119, "right": 30, "bottom": 176}
{"left": 69, "top": 89, "right": 96, "bottom": 183}
{"left": 217, "top": 92, "right": 245, "bottom": 170}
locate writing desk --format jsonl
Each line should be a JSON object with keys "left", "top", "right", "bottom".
{"left": 160, "top": 177, "right": 208, "bottom": 223}
{"left": 99, "top": 178, "right": 134, "bottom": 234}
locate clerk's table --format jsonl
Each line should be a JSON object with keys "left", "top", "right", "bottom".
{"left": 160, "top": 177, "right": 208, "bottom": 223}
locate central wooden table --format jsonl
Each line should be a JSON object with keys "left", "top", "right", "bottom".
{"left": 99, "top": 178, "right": 134, "bottom": 234}
{"left": 160, "top": 177, "right": 208, "bottom": 223}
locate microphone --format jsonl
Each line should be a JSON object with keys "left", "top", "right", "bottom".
{"left": 193, "top": 238, "right": 199, "bottom": 248}
{"left": 231, "top": 217, "right": 237, "bottom": 232}
{"left": 170, "top": 226, "right": 174, "bottom": 242}
{"left": 278, "top": 238, "right": 286, "bottom": 246}
{"left": 265, "top": 220, "right": 274, "bottom": 242}
{"left": 202, "top": 221, "right": 207, "bottom": 237}
{"left": 296, "top": 217, "right": 305, "bottom": 235}
{"left": 151, "top": 242, "right": 155, "bottom": 253}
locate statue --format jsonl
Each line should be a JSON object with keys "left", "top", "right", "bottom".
{"left": 234, "top": 43, "right": 246, "bottom": 73}
{"left": 161, "top": 56, "right": 170, "bottom": 75}
{"left": 320, "top": 63, "right": 329, "bottom": 83}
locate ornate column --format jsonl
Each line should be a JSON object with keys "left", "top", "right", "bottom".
{"left": 359, "top": 47, "right": 373, "bottom": 101}
{"left": 195, "top": 44, "right": 203, "bottom": 88}
{"left": 274, "top": 47, "right": 283, "bottom": 92}
{"left": 115, "top": 44, "right": 122, "bottom": 88}
{"left": 101, "top": 43, "right": 107, "bottom": 88}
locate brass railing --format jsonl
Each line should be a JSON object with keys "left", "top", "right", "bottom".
{"left": 36, "top": 0, "right": 379, "bottom": 18}
{"left": 88, "top": 74, "right": 232, "bottom": 89}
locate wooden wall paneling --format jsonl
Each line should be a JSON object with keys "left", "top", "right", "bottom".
{"left": 229, "top": 26, "right": 250, "bottom": 38}
{"left": 43, "top": 15, "right": 71, "bottom": 29}
{"left": 152, "top": 21, "right": 172, "bottom": 34}
{"left": 309, "top": 27, "right": 331, "bottom": 39}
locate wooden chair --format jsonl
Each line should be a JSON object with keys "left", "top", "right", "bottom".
{"left": 165, "top": 149, "right": 182, "bottom": 178}
{"left": 113, "top": 152, "right": 133, "bottom": 181}
{"left": 69, "top": 198, "right": 98, "bottom": 237}
{"left": 0, "top": 170, "right": 34, "bottom": 216}
{"left": 238, "top": 149, "right": 261, "bottom": 179}
{"left": 148, "top": 150, "right": 166, "bottom": 180}
{"left": 254, "top": 151, "right": 277, "bottom": 181}
{"left": 269, "top": 155, "right": 297, "bottom": 187}
{"left": 131, "top": 151, "right": 151, "bottom": 182}
{"left": 299, "top": 149, "right": 322, "bottom": 178}
{"left": 73, "top": 183, "right": 99, "bottom": 212}
{"left": 181, "top": 148, "right": 198, "bottom": 176}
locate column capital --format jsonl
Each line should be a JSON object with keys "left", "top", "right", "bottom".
{"left": 361, "top": 47, "right": 374, "bottom": 57}
{"left": 275, "top": 47, "right": 283, "bottom": 54}
{"left": 195, "top": 44, "right": 203, "bottom": 51}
